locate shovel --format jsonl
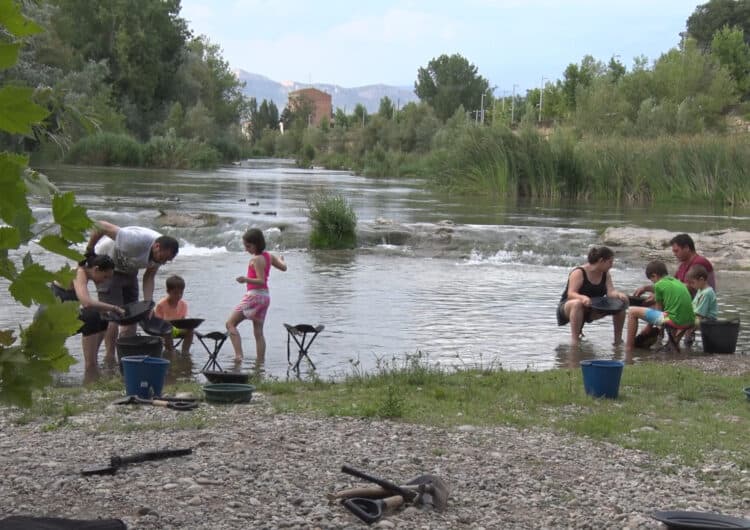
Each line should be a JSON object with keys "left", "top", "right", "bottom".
{"left": 113, "top": 395, "right": 198, "bottom": 411}
{"left": 341, "top": 464, "right": 418, "bottom": 503}
{"left": 341, "top": 465, "right": 449, "bottom": 511}
{"left": 342, "top": 495, "right": 404, "bottom": 525}
{"left": 81, "top": 448, "right": 192, "bottom": 476}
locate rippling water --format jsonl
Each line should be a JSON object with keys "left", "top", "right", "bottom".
{"left": 3, "top": 161, "right": 749, "bottom": 383}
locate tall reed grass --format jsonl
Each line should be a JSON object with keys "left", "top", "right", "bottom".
{"left": 65, "top": 133, "right": 143, "bottom": 166}
{"left": 416, "top": 126, "right": 750, "bottom": 204}
{"left": 307, "top": 192, "right": 358, "bottom": 249}
{"left": 65, "top": 132, "right": 222, "bottom": 169}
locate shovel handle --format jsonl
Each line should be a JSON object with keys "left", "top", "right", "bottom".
{"left": 111, "top": 448, "right": 192, "bottom": 467}
{"left": 341, "top": 464, "right": 416, "bottom": 502}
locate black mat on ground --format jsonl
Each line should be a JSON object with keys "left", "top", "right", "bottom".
{"left": 650, "top": 510, "right": 750, "bottom": 529}
{"left": 0, "top": 516, "right": 126, "bottom": 530}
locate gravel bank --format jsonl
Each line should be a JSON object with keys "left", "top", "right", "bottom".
{"left": 1, "top": 376, "right": 749, "bottom": 530}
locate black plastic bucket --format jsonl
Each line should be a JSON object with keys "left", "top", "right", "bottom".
{"left": 116, "top": 335, "right": 163, "bottom": 373}
{"left": 700, "top": 319, "right": 740, "bottom": 354}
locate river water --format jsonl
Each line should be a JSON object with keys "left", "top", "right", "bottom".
{"left": 4, "top": 161, "right": 750, "bottom": 383}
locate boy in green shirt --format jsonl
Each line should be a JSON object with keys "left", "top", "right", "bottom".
{"left": 625, "top": 260, "right": 695, "bottom": 351}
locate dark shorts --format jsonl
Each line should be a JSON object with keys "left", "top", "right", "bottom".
{"left": 78, "top": 307, "right": 108, "bottom": 336}
{"left": 98, "top": 271, "right": 139, "bottom": 307}
{"left": 556, "top": 301, "right": 593, "bottom": 326}
{"left": 34, "top": 304, "right": 108, "bottom": 337}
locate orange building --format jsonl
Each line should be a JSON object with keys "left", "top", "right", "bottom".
{"left": 288, "top": 88, "right": 332, "bottom": 127}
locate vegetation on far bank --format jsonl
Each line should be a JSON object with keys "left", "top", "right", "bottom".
{"left": 5, "top": 361, "right": 749, "bottom": 478}
{"left": 2, "top": 1, "right": 250, "bottom": 170}
{"left": 4, "top": 0, "right": 750, "bottom": 195}
{"left": 251, "top": 2, "right": 750, "bottom": 204}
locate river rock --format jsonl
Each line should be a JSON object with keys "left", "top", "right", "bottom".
{"left": 155, "top": 210, "right": 221, "bottom": 228}
{"left": 601, "top": 227, "right": 750, "bottom": 270}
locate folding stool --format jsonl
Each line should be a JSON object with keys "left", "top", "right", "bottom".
{"left": 662, "top": 321, "right": 696, "bottom": 354}
{"left": 284, "top": 323, "right": 324, "bottom": 371}
{"left": 197, "top": 331, "right": 230, "bottom": 372}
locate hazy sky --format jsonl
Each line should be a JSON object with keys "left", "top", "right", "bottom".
{"left": 180, "top": 0, "right": 703, "bottom": 92}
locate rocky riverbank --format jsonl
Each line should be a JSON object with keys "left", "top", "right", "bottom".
{"left": 1, "top": 378, "right": 748, "bottom": 530}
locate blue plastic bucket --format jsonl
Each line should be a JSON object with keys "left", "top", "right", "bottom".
{"left": 122, "top": 355, "right": 170, "bottom": 398}
{"left": 580, "top": 360, "right": 624, "bottom": 399}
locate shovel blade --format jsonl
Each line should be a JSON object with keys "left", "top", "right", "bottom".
{"left": 405, "top": 474, "right": 450, "bottom": 511}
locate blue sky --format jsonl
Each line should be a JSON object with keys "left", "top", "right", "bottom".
{"left": 180, "top": 0, "right": 703, "bottom": 92}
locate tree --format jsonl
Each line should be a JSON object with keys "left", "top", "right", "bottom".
{"left": 687, "top": 0, "right": 750, "bottom": 49}
{"left": 711, "top": 25, "right": 750, "bottom": 95}
{"left": 377, "top": 96, "right": 395, "bottom": 119}
{"left": 176, "top": 36, "right": 247, "bottom": 131}
{"left": 1, "top": 1, "right": 93, "bottom": 406}
{"left": 257, "top": 99, "right": 279, "bottom": 132}
{"left": 333, "top": 107, "right": 349, "bottom": 128}
{"left": 561, "top": 55, "right": 605, "bottom": 110}
{"left": 607, "top": 56, "right": 627, "bottom": 83}
{"left": 414, "top": 53, "right": 490, "bottom": 121}
{"left": 50, "top": 0, "right": 190, "bottom": 138}
{"left": 651, "top": 38, "right": 737, "bottom": 121}
{"left": 352, "top": 103, "right": 367, "bottom": 127}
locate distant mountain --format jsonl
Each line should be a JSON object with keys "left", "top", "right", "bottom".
{"left": 234, "top": 70, "right": 419, "bottom": 114}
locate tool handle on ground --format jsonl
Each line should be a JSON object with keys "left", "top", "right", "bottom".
{"left": 341, "top": 464, "right": 416, "bottom": 502}
{"left": 111, "top": 448, "right": 192, "bottom": 467}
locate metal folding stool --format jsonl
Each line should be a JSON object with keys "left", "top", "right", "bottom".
{"left": 284, "top": 323, "right": 324, "bottom": 371}
{"left": 197, "top": 331, "right": 230, "bottom": 372}
{"left": 662, "top": 322, "right": 695, "bottom": 354}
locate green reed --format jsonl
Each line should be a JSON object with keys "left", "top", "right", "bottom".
{"left": 307, "top": 191, "right": 358, "bottom": 249}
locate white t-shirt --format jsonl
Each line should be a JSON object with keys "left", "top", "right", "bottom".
{"left": 95, "top": 226, "right": 161, "bottom": 274}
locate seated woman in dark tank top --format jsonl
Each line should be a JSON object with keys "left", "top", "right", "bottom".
{"left": 557, "top": 246, "right": 629, "bottom": 347}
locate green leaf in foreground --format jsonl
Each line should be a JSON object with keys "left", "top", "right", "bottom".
{"left": 0, "top": 226, "right": 21, "bottom": 250}
{"left": 9, "top": 262, "right": 55, "bottom": 306}
{"left": 52, "top": 192, "right": 92, "bottom": 243}
{"left": 23, "top": 301, "right": 79, "bottom": 363}
{"left": 0, "top": 152, "right": 33, "bottom": 237}
{"left": 0, "top": 42, "right": 20, "bottom": 70}
{"left": 38, "top": 234, "right": 83, "bottom": 261}
{"left": 0, "top": 86, "right": 49, "bottom": 135}
{"left": 0, "top": 0, "right": 43, "bottom": 37}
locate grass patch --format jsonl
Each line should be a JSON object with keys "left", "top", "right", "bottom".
{"left": 262, "top": 356, "right": 750, "bottom": 469}
{"left": 307, "top": 191, "right": 357, "bottom": 249}
{"left": 5, "top": 361, "right": 748, "bottom": 473}
{"left": 9, "top": 377, "right": 205, "bottom": 427}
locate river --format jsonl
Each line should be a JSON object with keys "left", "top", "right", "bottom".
{"left": 3, "top": 160, "right": 749, "bottom": 384}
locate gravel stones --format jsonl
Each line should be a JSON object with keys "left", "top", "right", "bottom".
{"left": 0, "top": 389, "right": 748, "bottom": 529}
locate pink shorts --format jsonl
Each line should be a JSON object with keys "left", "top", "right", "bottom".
{"left": 235, "top": 290, "right": 270, "bottom": 321}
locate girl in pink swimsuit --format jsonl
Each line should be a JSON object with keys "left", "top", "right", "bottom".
{"left": 226, "top": 228, "right": 287, "bottom": 362}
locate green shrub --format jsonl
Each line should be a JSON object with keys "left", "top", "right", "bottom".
{"left": 66, "top": 133, "right": 143, "bottom": 166}
{"left": 186, "top": 142, "right": 222, "bottom": 169}
{"left": 307, "top": 192, "right": 357, "bottom": 249}
{"left": 143, "top": 134, "right": 187, "bottom": 168}
{"left": 296, "top": 143, "right": 316, "bottom": 168}
{"left": 143, "top": 135, "right": 221, "bottom": 169}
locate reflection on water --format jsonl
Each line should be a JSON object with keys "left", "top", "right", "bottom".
{"left": 7, "top": 164, "right": 750, "bottom": 385}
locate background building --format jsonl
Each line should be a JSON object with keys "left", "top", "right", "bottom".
{"left": 288, "top": 88, "right": 332, "bottom": 127}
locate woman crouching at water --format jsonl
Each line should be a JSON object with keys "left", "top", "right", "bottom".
{"left": 556, "top": 246, "right": 629, "bottom": 347}
{"left": 49, "top": 254, "right": 124, "bottom": 376}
